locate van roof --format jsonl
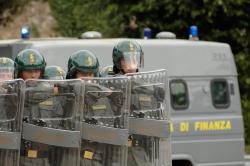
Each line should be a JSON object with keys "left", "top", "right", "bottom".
{"left": 2, "top": 38, "right": 238, "bottom": 77}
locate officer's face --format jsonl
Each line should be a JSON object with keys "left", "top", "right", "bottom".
{"left": 20, "top": 69, "right": 41, "bottom": 80}
{"left": 120, "top": 58, "right": 137, "bottom": 74}
{"left": 0, "top": 72, "right": 13, "bottom": 80}
{"left": 76, "top": 70, "right": 94, "bottom": 78}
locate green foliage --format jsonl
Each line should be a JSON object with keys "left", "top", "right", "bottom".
{"left": 49, "top": 0, "right": 250, "bottom": 143}
{"left": 48, "top": 0, "right": 119, "bottom": 37}
{"left": 30, "top": 23, "right": 40, "bottom": 37}
{"left": 0, "top": 0, "right": 30, "bottom": 24}
{"left": 245, "top": 144, "right": 250, "bottom": 154}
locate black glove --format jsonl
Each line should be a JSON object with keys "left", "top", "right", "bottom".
{"left": 85, "top": 118, "right": 98, "bottom": 125}
{"left": 154, "top": 86, "right": 165, "bottom": 102}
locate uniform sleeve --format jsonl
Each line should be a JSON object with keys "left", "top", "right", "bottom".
{"left": 25, "top": 83, "right": 54, "bottom": 104}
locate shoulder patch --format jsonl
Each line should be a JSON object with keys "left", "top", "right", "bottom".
{"left": 139, "top": 95, "right": 151, "bottom": 102}
{"left": 92, "top": 105, "right": 107, "bottom": 110}
{"left": 84, "top": 151, "right": 94, "bottom": 159}
{"left": 39, "top": 100, "right": 53, "bottom": 106}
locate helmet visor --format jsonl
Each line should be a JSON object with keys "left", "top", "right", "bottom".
{"left": 0, "top": 68, "right": 14, "bottom": 80}
{"left": 120, "top": 52, "right": 140, "bottom": 71}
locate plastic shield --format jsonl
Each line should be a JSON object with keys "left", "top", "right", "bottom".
{"left": 80, "top": 77, "right": 130, "bottom": 166}
{"left": 126, "top": 69, "right": 171, "bottom": 166}
{"left": 21, "top": 79, "right": 82, "bottom": 166}
{"left": 0, "top": 79, "right": 25, "bottom": 166}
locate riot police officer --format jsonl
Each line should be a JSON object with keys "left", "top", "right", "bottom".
{"left": 0, "top": 57, "right": 15, "bottom": 130}
{"left": 0, "top": 57, "right": 15, "bottom": 123}
{"left": 41, "top": 65, "right": 66, "bottom": 122}
{"left": 0, "top": 57, "right": 14, "bottom": 80}
{"left": 67, "top": 50, "right": 105, "bottom": 166}
{"left": 43, "top": 65, "right": 72, "bottom": 166}
{"left": 44, "top": 66, "right": 66, "bottom": 80}
{"left": 112, "top": 40, "right": 167, "bottom": 166}
{"left": 0, "top": 57, "right": 19, "bottom": 166}
{"left": 67, "top": 50, "right": 128, "bottom": 166}
{"left": 14, "top": 49, "right": 51, "bottom": 166}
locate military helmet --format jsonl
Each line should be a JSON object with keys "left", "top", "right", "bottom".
{"left": 99, "top": 65, "right": 114, "bottom": 77}
{"left": 0, "top": 57, "right": 14, "bottom": 68}
{"left": 67, "top": 55, "right": 73, "bottom": 71}
{"left": 14, "top": 49, "right": 46, "bottom": 78}
{"left": 67, "top": 50, "right": 99, "bottom": 78}
{"left": 44, "top": 66, "right": 66, "bottom": 80}
{"left": 0, "top": 57, "right": 14, "bottom": 80}
{"left": 112, "top": 40, "right": 144, "bottom": 74}
{"left": 15, "top": 49, "right": 46, "bottom": 70}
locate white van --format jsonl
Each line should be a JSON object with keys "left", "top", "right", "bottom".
{"left": 0, "top": 37, "right": 245, "bottom": 166}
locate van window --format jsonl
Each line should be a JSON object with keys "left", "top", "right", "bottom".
{"left": 211, "top": 79, "right": 230, "bottom": 108}
{"left": 170, "top": 80, "right": 189, "bottom": 110}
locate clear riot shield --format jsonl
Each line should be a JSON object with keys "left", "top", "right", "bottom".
{"left": 80, "top": 77, "right": 130, "bottom": 166}
{"left": 0, "top": 79, "right": 25, "bottom": 166}
{"left": 126, "top": 69, "right": 171, "bottom": 166}
{"left": 20, "top": 79, "right": 82, "bottom": 166}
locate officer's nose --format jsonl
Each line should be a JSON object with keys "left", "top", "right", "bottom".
{"left": 31, "top": 72, "right": 36, "bottom": 78}
{"left": 125, "top": 63, "right": 137, "bottom": 73}
{"left": 30, "top": 70, "right": 39, "bottom": 78}
{"left": 126, "top": 62, "right": 137, "bottom": 69}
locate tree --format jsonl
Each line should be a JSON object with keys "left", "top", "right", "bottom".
{"left": 0, "top": 0, "right": 30, "bottom": 25}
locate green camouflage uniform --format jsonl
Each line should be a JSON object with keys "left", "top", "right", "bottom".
{"left": 82, "top": 80, "right": 129, "bottom": 166}
{"left": 20, "top": 82, "right": 53, "bottom": 166}
{"left": 14, "top": 49, "right": 50, "bottom": 166}
{"left": 67, "top": 50, "right": 126, "bottom": 166}
{"left": 0, "top": 84, "right": 20, "bottom": 166}
{"left": 112, "top": 40, "right": 163, "bottom": 166}
{"left": 0, "top": 58, "right": 21, "bottom": 166}
{"left": 128, "top": 81, "right": 163, "bottom": 166}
